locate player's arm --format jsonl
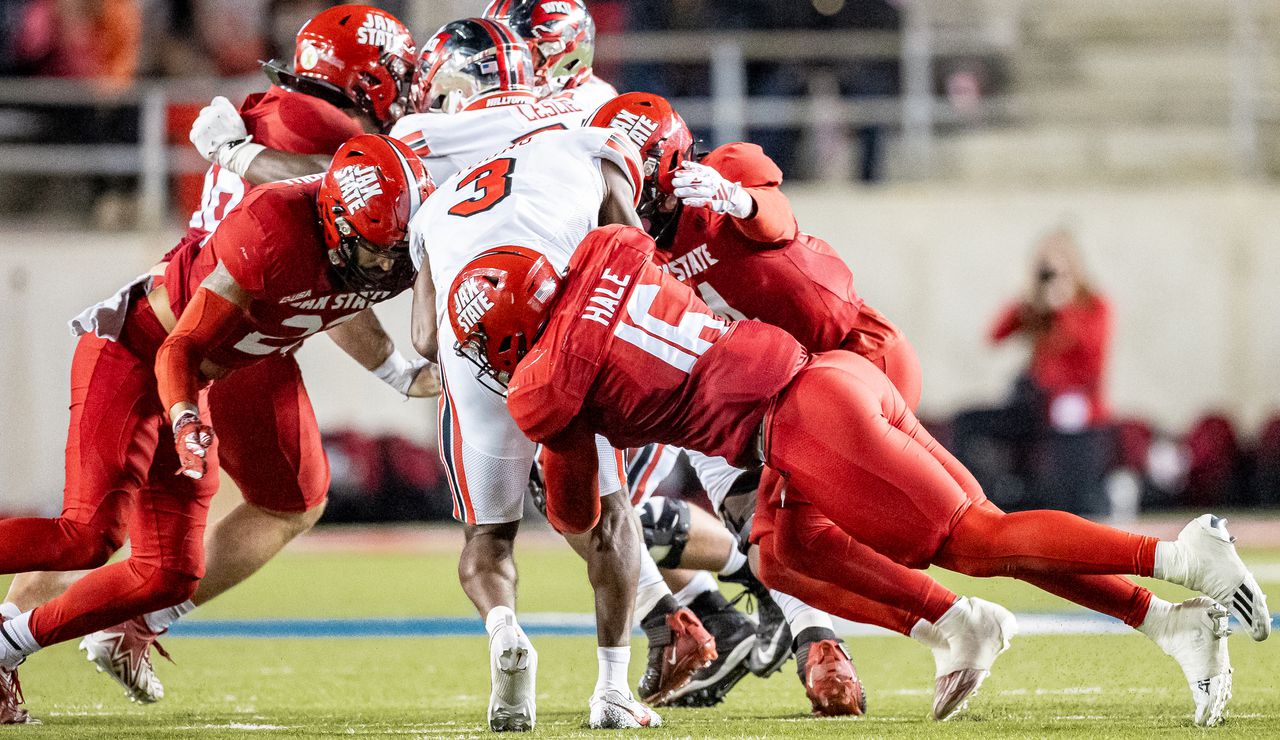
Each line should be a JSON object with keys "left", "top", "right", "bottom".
{"left": 539, "top": 420, "right": 602, "bottom": 535}
{"left": 672, "top": 146, "right": 798, "bottom": 244}
{"left": 189, "top": 96, "right": 328, "bottom": 185}
{"left": 327, "top": 308, "right": 440, "bottom": 398}
{"left": 598, "top": 159, "right": 643, "bottom": 228}
{"left": 410, "top": 248, "right": 438, "bottom": 360}
{"left": 155, "top": 261, "right": 252, "bottom": 479}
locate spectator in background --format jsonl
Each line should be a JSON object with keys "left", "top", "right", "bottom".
{"left": 953, "top": 228, "right": 1115, "bottom": 515}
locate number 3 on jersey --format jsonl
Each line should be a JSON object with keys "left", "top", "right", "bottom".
{"left": 449, "top": 158, "right": 515, "bottom": 217}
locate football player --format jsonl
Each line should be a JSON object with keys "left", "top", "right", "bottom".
{"left": 482, "top": 0, "right": 618, "bottom": 109}
{"left": 0, "top": 136, "right": 434, "bottom": 724}
{"left": 0, "top": 5, "right": 431, "bottom": 705}
{"left": 407, "top": 119, "right": 698, "bottom": 728}
{"left": 448, "top": 219, "right": 1268, "bottom": 727}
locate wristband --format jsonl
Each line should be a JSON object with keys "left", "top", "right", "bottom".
{"left": 373, "top": 352, "right": 427, "bottom": 396}
{"left": 172, "top": 410, "right": 201, "bottom": 436}
{"left": 214, "top": 137, "right": 266, "bottom": 178}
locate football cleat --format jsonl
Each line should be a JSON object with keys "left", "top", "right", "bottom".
{"left": 79, "top": 616, "right": 169, "bottom": 703}
{"left": 637, "top": 607, "right": 716, "bottom": 704}
{"left": 742, "top": 587, "right": 792, "bottom": 678}
{"left": 588, "top": 688, "right": 661, "bottom": 729}
{"left": 930, "top": 597, "right": 1017, "bottom": 721}
{"left": 1141, "top": 597, "right": 1233, "bottom": 727}
{"left": 0, "top": 616, "right": 33, "bottom": 725}
{"left": 798, "top": 638, "right": 865, "bottom": 716}
{"left": 1166, "top": 515, "right": 1271, "bottom": 641}
{"left": 487, "top": 614, "right": 537, "bottom": 732}
{"left": 662, "top": 592, "right": 755, "bottom": 707}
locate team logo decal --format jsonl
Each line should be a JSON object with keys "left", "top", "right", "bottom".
{"left": 334, "top": 165, "right": 383, "bottom": 213}
{"left": 299, "top": 41, "right": 320, "bottom": 70}
{"left": 357, "top": 13, "right": 401, "bottom": 48}
{"left": 454, "top": 277, "right": 495, "bottom": 333}
{"left": 609, "top": 110, "right": 658, "bottom": 150}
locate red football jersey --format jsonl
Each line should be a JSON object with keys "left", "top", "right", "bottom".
{"left": 507, "top": 225, "right": 806, "bottom": 468}
{"left": 161, "top": 177, "right": 404, "bottom": 370}
{"left": 655, "top": 142, "right": 900, "bottom": 360}
{"left": 174, "top": 87, "right": 364, "bottom": 259}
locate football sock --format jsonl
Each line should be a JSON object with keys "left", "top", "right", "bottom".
{"left": 594, "top": 646, "right": 630, "bottom": 694}
{"left": 1015, "top": 573, "right": 1154, "bottom": 628}
{"left": 718, "top": 547, "right": 747, "bottom": 577}
{"left": 485, "top": 605, "right": 518, "bottom": 640}
{"left": 674, "top": 571, "right": 717, "bottom": 607}
{"left": 1136, "top": 596, "right": 1175, "bottom": 636}
{"left": 144, "top": 599, "right": 195, "bottom": 634}
{"left": 1152, "top": 541, "right": 1188, "bottom": 584}
{"left": 0, "top": 611, "right": 39, "bottom": 670}
{"left": 635, "top": 553, "right": 672, "bottom": 622}
{"left": 909, "top": 617, "right": 945, "bottom": 649}
{"left": 935, "top": 503, "right": 1159, "bottom": 578}
{"left": 770, "top": 589, "right": 835, "bottom": 635}
{"left": 0, "top": 603, "right": 18, "bottom": 620}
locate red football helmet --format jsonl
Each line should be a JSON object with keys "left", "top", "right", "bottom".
{"left": 263, "top": 5, "right": 417, "bottom": 131}
{"left": 484, "top": 0, "right": 596, "bottom": 94}
{"left": 318, "top": 134, "right": 434, "bottom": 294}
{"left": 587, "top": 92, "right": 694, "bottom": 230}
{"left": 447, "top": 246, "right": 561, "bottom": 391}
{"left": 414, "top": 18, "right": 536, "bottom": 114}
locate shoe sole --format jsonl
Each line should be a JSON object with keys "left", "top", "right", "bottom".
{"left": 662, "top": 634, "right": 756, "bottom": 706}
{"left": 78, "top": 639, "right": 160, "bottom": 704}
{"left": 488, "top": 645, "right": 535, "bottom": 732}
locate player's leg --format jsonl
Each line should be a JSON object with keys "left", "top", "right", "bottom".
{"left": 436, "top": 347, "right": 539, "bottom": 732}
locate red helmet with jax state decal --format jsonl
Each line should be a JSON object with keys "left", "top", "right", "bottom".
{"left": 415, "top": 18, "right": 536, "bottom": 114}
{"left": 263, "top": 5, "right": 417, "bottom": 131}
{"left": 318, "top": 134, "right": 434, "bottom": 294}
{"left": 484, "top": 0, "right": 596, "bottom": 94}
{"left": 587, "top": 92, "right": 694, "bottom": 225}
{"left": 448, "top": 246, "right": 561, "bottom": 391}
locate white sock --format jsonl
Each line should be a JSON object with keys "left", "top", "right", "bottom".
{"left": 144, "top": 599, "right": 196, "bottom": 634}
{"left": 770, "top": 589, "right": 834, "bottom": 634}
{"left": 485, "top": 605, "right": 518, "bottom": 640}
{"left": 635, "top": 553, "right": 671, "bottom": 620}
{"left": 932, "top": 597, "right": 968, "bottom": 641}
{"left": 1152, "top": 541, "right": 1188, "bottom": 585}
{"left": 0, "top": 611, "right": 40, "bottom": 670}
{"left": 674, "top": 571, "right": 717, "bottom": 607}
{"left": 594, "top": 645, "right": 631, "bottom": 694}
{"left": 909, "top": 617, "right": 945, "bottom": 649}
{"left": 717, "top": 547, "right": 747, "bottom": 577}
{"left": 1136, "top": 595, "right": 1174, "bottom": 635}
{"left": 0, "top": 603, "right": 19, "bottom": 620}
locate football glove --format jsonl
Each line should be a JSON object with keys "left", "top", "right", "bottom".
{"left": 190, "top": 96, "right": 264, "bottom": 176}
{"left": 672, "top": 161, "right": 754, "bottom": 219}
{"left": 172, "top": 412, "right": 215, "bottom": 480}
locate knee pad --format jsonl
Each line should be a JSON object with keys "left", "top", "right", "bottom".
{"left": 637, "top": 495, "right": 691, "bottom": 569}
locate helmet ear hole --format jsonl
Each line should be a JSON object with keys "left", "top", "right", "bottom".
{"left": 497, "top": 336, "right": 513, "bottom": 353}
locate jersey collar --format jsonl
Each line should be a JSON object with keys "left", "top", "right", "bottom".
{"left": 463, "top": 90, "right": 538, "bottom": 112}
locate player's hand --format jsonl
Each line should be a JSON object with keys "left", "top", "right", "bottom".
{"left": 173, "top": 412, "right": 215, "bottom": 480}
{"left": 406, "top": 360, "right": 442, "bottom": 398}
{"left": 672, "top": 161, "right": 755, "bottom": 219}
{"left": 190, "top": 96, "right": 248, "bottom": 162}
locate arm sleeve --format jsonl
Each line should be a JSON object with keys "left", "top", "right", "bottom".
{"left": 208, "top": 203, "right": 281, "bottom": 295}
{"left": 705, "top": 143, "right": 797, "bottom": 244}
{"left": 989, "top": 302, "right": 1026, "bottom": 344}
{"left": 155, "top": 288, "right": 246, "bottom": 421}
{"left": 254, "top": 93, "right": 364, "bottom": 154}
{"left": 539, "top": 421, "right": 602, "bottom": 535}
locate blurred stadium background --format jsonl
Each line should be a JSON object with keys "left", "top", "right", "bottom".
{"left": 1, "top": 1, "right": 1280, "bottom": 733}
{"left": 2, "top": 0, "right": 1278, "bottom": 522}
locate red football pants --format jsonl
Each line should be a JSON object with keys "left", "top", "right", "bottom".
{"left": 759, "top": 351, "right": 1157, "bottom": 631}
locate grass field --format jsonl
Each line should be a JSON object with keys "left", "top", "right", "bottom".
{"left": 4, "top": 529, "right": 1279, "bottom": 738}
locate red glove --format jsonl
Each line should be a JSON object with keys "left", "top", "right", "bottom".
{"left": 173, "top": 412, "right": 215, "bottom": 480}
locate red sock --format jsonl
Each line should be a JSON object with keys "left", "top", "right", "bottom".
{"left": 1017, "top": 573, "right": 1153, "bottom": 628}
{"left": 936, "top": 504, "right": 1158, "bottom": 579}
{"left": 28, "top": 559, "right": 197, "bottom": 646}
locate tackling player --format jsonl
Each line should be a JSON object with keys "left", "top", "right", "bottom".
{"left": 447, "top": 221, "right": 1268, "bottom": 727}
{"left": 0, "top": 136, "right": 433, "bottom": 724}
{"left": 0, "top": 5, "right": 431, "bottom": 705}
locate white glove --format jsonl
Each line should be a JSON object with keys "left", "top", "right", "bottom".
{"left": 672, "top": 161, "right": 755, "bottom": 219}
{"left": 373, "top": 352, "right": 436, "bottom": 397}
{"left": 189, "top": 96, "right": 264, "bottom": 177}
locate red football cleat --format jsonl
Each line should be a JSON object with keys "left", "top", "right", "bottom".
{"left": 0, "top": 617, "right": 33, "bottom": 725}
{"left": 638, "top": 607, "right": 717, "bottom": 704}
{"left": 801, "top": 639, "right": 866, "bottom": 717}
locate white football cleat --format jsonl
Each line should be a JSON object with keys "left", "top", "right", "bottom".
{"left": 930, "top": 597, "right": 1017, "bottom": 721}
{"left": 588, "top": 689, "right": 661, "bottom": 729}
{"left": 487, "top": 616, "right": 537, "bottom": 732}
{"left": 79, "top": 616, "right": 168, "bottom": 703}
{"left": 1167, "top": 515, "right": 1270, "bottom": 641}
{"left": 1141, "top": 597, "right": 1233, "bottom": 727}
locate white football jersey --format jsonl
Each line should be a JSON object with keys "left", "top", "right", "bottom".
{"left": 558, "top": 73, "right": 619, "bottom": 114}
{"left": 410, "top": 126, "right": 642, "bottom": 318}
{"left": 390, "top": 91, "right": 595, "bottom": 185}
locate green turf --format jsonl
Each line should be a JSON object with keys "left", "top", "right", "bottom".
{"left": 4, "top": 539, "right": 1279, "bottom": 736}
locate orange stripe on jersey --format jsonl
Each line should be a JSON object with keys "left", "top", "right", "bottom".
{"left": 447, "top": 383, "right": 475, "bottom": 525}
{"left": 631, "top": 444, "right": 668, "bottom": 506}
{"left": 612, "top": 448, "right": 626, "bottom": 495}
{"left": 400, "top": 131, "right": 430, "bottom": 156}
{"left": 604, "top": 135, "right": 644, "bottom": 208}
